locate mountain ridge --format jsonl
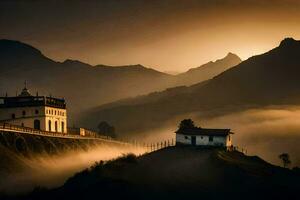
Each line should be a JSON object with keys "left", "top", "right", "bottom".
{"left": 81, "top": 38, "right": 300, "bottom": 135}
{"left": 0, "top": 39, "right": 240, "bottom": 125}
{"left": 175, "top": 52, "right": 242, "bottom": 85}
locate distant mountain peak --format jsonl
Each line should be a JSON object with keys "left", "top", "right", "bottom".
{"left": 62, "top": 59, "right": 92, "bottom": 67}
{"left": 226, "top": 52, "right": 239, "bottom": 58}
{"left": 279, "top": 37, "right": 299, "bottom": 48}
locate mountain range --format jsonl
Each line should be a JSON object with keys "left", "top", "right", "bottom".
{"left": 0, "top": 39, "right": 240, "bottom": 124}
{"left": 81, "top": 38, "right": 300, "bottom": 135}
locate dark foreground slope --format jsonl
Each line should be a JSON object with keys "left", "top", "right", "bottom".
{"left": 83, "top": 38, "right": 300, "bottom": 134}
{"left": 20, "top": 147, "right": 300, "bottom": 200}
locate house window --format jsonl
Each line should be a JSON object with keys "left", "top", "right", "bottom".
{"left": 201, "top": 136, "right": 203, "bottom": 139}
{"left": 184, "top": 136, "right": 188, "bottom": 139}
{"left": 12, "top": 114, "right": 15, "bottom": 119}
{"left": 35, "top": 109, "right": 39, "bottom": 114}
{"left": 209, "top": 136, "right": 214, "bottom": 142}
{"left": 21, "top": 123, "right": 24, "bottom": 127}
{"left": 48, "top": 120, "right": 52, "bottom": 131}
{"left": 55, "top": 110, "right": 56, "bottom": 115}
{"left": 22, "top": 111, "right": 26, "bottom": 116}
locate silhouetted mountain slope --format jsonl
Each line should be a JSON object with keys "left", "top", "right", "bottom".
{"left": 82, "top": 38, "right": 300, "bottom": 135}
{"left": 0, "top": 39, "right": 239, "bottom": 125}
{"left": 0, "top": 40, "right": 175, "bottom": 123}
{"left": 23, "top": 147, "right": 300, "bottom": 200}
{"left": 176, "top": 52, "right": 241, "bottom": 85}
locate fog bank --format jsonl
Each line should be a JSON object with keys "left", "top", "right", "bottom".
{"left": 0, "top": 144, "right": 146, "bottom": 195}
{"left": 138, "top": 106, "right": 300, "bottom": 167}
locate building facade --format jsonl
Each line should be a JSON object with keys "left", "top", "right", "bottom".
{"left": 0, "top": 87, "right": 67, "bottom": 133}
{"left": 175, "top": 127, "right": 233, "bottom": 147}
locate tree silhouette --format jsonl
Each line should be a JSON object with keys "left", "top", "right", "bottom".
{"left": 97, "top": 121, "right": 116, "bottom": 138}
{"left": 279, "top": 153, "right": 291, "bottom": 168}
{"left": 179, "top": 119, "right": 195, "bottom": 130}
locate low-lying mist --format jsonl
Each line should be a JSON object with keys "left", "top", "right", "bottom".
{"left": 202, "top": 106, "right": 300, "bottom": 167}
{"left": 0, "top": 143, "right": 146, "bottom": 195}
{"left": 2, "top": 105, "right": 300, "bottom": 196}
{"left": 136, "top": 105, "right": 300, "bottom": 167}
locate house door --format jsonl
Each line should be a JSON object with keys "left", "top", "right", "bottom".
{"left": 191, "top": 136, "right": 196, "bottom": 146}
{"left": 34, "top": 120, "right": 40, "bottom": 130}
{"left": 55, "top": 121, "right": 58, "bottom": 132}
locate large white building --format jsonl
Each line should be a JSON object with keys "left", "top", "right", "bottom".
{"left": 0, "top": 86, "right": 67, "bottom": 133}
{"left": 175, "top": 127, "right": 233, "bottom": 147}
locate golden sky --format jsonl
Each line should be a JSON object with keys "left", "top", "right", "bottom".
{"left": 1, "top": 0, "right": 300, "bottom": 72}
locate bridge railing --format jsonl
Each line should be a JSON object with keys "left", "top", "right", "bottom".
{"left": 0, "top": 122, "right": 77, "bottom": 137}
{"left": 0, "top": 122, "right": 113, "bottom": 140}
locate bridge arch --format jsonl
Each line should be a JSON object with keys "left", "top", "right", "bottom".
{"left": 14, "top": 136, "right": 28, "bottom": 154}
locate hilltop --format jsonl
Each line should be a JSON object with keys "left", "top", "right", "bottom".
{"left": 23, "top": 147, "right": 300, "bottom": 200}
{"left": 82, "top": 38, "right": 300, "bottom": 135}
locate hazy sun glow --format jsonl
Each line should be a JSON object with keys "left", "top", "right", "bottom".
{"left": 1, "top": 0, "right": 300, "bottom": 71}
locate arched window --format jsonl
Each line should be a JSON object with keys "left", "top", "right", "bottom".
{"left": 55, "top": 121, "right": 58, "bottom": 132}
{"left": 48, "top": 120, "right": 52, "bottom": 131}
{"left": 34, "top": 120, "right": 40, "bottom": 130}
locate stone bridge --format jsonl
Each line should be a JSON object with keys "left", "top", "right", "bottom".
{"left": 0, "top": 123, "right": 130, "bottom": 156}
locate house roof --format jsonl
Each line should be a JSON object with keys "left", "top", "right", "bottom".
{"left": 175, "top": 127, "right": 232, "bottom": 136}
{"left": 0, "top": 96, "right": 66, "bottom": 109}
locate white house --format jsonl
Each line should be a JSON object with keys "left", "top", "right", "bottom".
{"left": 0, "top": 86, "right": 67, "bottom": 133}
{"left": 175, "top": 127, "right": 233, "bottom": 147}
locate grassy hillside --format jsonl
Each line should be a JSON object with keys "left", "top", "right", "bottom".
{"left": 22, "top": 146, "right": 300, "bottom": 200}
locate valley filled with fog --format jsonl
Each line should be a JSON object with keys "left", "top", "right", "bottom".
{"left": 136, "top": 106, "right": 300, "bottom": 167}
{"left": 0, "top": 143, "right": 146, "bottom": 195}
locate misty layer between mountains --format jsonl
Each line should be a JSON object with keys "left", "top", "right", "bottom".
{"left": 0, "top": 144, "right": 146, "bottom": 195}
{"left": 137, "top": 105, "right": 300, "bottom": 167}
{"left": 1, "top": 106, "right": 300, "bottom": 196}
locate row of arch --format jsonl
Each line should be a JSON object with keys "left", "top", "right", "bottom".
{"left": 48, "top": 120, "right": 65, "bottom": 133}
{"left": 32, "top": 119, "right": 65, "bottom": 133}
